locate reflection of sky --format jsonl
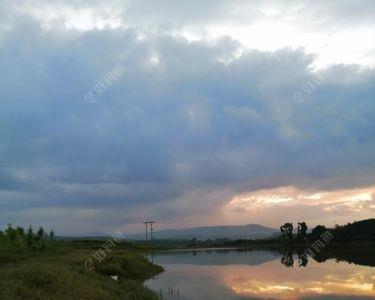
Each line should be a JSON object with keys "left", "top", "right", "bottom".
{"left": 227, "top": 260, "right": 375, "bottom": 299}
{"left": 146, "top": 251, "right": 375, "bottom": 300}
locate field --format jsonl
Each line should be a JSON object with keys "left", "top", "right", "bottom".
{"left": 0, "top": 241, "right": 163, "bottom": 300}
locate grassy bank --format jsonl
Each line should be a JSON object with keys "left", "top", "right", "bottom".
{"left": 0, "top": 245, "right": 163, "bottom": 300}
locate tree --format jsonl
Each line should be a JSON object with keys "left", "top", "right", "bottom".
{"left": 37, "top": 226, "right": 44, "bottom": 241}
{"left": 311, "top": 225, "right": 326, "bottom": 237}
{"left": 27, "top": 225, "right": 33, "bottom": 247}
{"left": 0, "top": 224, "right": 54, "bottom": 250}
{"left": 5, "top": 223, "right": 16, "bottom": 241}
{"left": 16, "top": 226, "right": 25, "bottom": 244}
{"left": 49, "top": 230, "right": 55, "bottom": 241}
{"left": 280, "top": 225, "right": 286, "bottom": 240}
{"left": 297, "top": 222, "right": 308, "bottom": 240}
{"left": 281, "top": 223, "right": 294, "bottom": 241}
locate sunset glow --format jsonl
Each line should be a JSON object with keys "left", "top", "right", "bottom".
{"left": 222, "top": 185, "right": 375, "bottom": 227}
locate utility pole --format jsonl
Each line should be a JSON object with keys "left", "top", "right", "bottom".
{"left": 149, "top": 221, "right": 155, "bottom": 240}
{"left": 143, "top": 222, "right": 148, "bottom": 241}
{"left": 143, "top": 221, "right": 156, "bottom": 241}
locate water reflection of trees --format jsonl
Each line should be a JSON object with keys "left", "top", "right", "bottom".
{"left": 281, "top": 249, "right": 294, "bottom": 267}
{"left": 185, "top": 247, "right": 375, "bottom": 269}
{"left": 279, "top": 248, "right": 375, "bottom": 268}
{"left": 297, "top": 249, "right": 308, "bottom": 267}
{"left": 281, "top": 249, "right": 308, "bottom": 267}
{"left": 315, "top": 248, "right": 375, "bottom": 267}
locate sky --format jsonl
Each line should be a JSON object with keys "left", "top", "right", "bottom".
{"left": 0, "top": 0, "right": 375, "bottom": 234}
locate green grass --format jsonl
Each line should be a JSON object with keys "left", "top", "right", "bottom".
{"left": 0, "top": 245, "right": 163, "bottom": 300}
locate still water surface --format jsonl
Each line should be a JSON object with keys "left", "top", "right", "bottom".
{"left": 145, "top": 249, "right": 375, "bottom": 299}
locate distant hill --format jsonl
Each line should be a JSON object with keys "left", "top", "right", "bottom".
{"left": 127, "top": 224, "right": 278, "bottom": 240}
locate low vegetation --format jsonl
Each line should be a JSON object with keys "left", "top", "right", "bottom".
{"left": 0, "top": 224, "right": 163, "bottom": 300}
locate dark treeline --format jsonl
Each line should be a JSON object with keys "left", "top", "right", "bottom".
{"left": 278, "top": 218, "right": 375, "bottom": 244}
{"left": 329, "top": 218, "right": 375, "bottom": 243}
{"left": 0, "top": 224, "right": 55, "bottom": 251}
{"left": 187, "top": 218, "right": 375, "bottom": 248}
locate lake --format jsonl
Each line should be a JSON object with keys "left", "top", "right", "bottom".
{"left": 145, "top": 248, "right": 375, "bottom": 299}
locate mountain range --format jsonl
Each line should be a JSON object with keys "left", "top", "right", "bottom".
{"left": 126, "top": 224, "right": 278, "bottom": 240}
